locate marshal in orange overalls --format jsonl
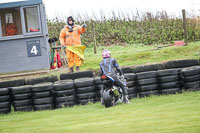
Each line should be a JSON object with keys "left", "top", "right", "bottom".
{"left": 59, "top": 24, "right": 86, "bottom": 68}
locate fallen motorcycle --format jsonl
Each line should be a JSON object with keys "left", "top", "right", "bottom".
{"left": 101, "top": 75, "right": 126, "bottom": 108}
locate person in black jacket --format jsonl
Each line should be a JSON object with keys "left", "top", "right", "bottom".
{"left": 99, "top": 49, "right": 129, "bottom": 104}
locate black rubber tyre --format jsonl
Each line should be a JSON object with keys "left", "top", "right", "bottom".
{"left": 34, "top": 104, "right": 54, "bottom": 111}
{"left": 0, "top": 102, "right": 10, "bottom": 109}
{"left": 25, "top": 76, "right": 57, "bottom": 85}
{"left": 54, "top": 89, "right": 75, "bottom": 97}
{"left": 55, "top": 79, "right": 73, "bottom": 83}
{"left": 138, "top": 84, "right": 158, "bottom": 92}
{"left": 158, "top": 75, "right": 179, "bottom": 83}
{"left": 137, "top": 78, "right": 157, "bottom": 86}
{"left": 183, "top": 74, "right": 200, "bottom": 83}
{"left": 186, "top": 87, "right": 200, "bottom": 91}
{"left": 177, "top": 68, "right": 182, "bottom": 75}
{"left": 0, "top": 79, "right": 25, "bottom": 88}
{"left": 0, "top": 88, "right": 9, "bottom": 95}
{"left": 32, "top": 91, "right": 53, "bottom": 99}
{"left": 76, "top": 92, "right": 96, "bottom": 100}
{"left": 157, "top": 69, "right": 178, "bottom": 77}
{"left": 103, "top": 90, "right": 113, "bottom": 108}
{"left": 33, "top": 97, "right": 53, "bottom": 105}
{"left": 0, "top": 108, "right": 11, "bottom": 114}
{"left": 12, "top": 99, "right": 32, "bottom": 107}
{"left": 160, "top": 88, "right": 180, "bottom": 95}
{"left": 159, "top": 81, "right": 179, "bottom": 90}
{"left": 136, "top": 71, "right": 157, "bottom": 80}
{"left": 77, "top": 98, "right": 95, "bottom": 105}
{"left": 126, "top": 81, "right": 136, "bottom": 87}
{"left": 128, "top": 87, "right": 137, "bottom": 94}
{"left": 124, "top": 73, "right": 137, "bottom": 81}
{"left": 11, "top": 85, "right": 32, "bottom": 95}
{"left": 132, "top": 63, "right": 165, "bottom": 73}
{"left": 60, "top": 70, "right": 93, "bottom": 80}
{"left": 0, "top": 95, "right": 10, "bottom": 102}
{"left": 184, "top": 81, "right": 200, "bottom": 90}
{"left": 94, "top": 77, "right": 103, "bottom": 85}
{"left": 32, "top": 82, "right": 53, "bottom": 93}
{"left": 121, "top": 67, "right": 132, "bottom": 73}
{"left": 76, "top": 86, "right": 95, "bottom": 94}
{"left": 53, "top": 81, "right": 74, "bottom": 91}
{"left": 47, "top": 75, "right": 58, "bottom": 83}
{"left": 14, "top": 105, "right": 33, "bottom": 112}
{"left": 74, "top": 78, "right": 94, "bottom": 88}
{"left": 139, "top": 90, "right": 159, "bottom": 98}
{"left": 165, "top": 59, "right": 199, "bottom": 69}
{"left": 25, "top": 77, "right": 48, "bottom": 85}
{"left": 55, "top": 101, "right": 75, "bottom": 108}
{"left": 128, "top": 93, "right": 137, "bottom": 99}
{"left": 12, "top": 93, "right": 32, "bottom": 100}
{"left": 181, "top": 66, "right": 200, "bottom": 77}
{"left": 55, "top": 95, "right": 75, "bottom": 103}
{"left": 95, "top": 84, "right": 103, "bottom": 92}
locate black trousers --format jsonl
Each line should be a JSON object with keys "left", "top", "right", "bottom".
{"left": 101, "top": 74, "right": 128, "bottom": 97}
{"left": 111, "top": 74, "right": 128, "bottom": 95}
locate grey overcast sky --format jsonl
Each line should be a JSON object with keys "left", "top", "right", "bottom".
{"left": 43, "top": 0, "right": 200, "bottom": 19}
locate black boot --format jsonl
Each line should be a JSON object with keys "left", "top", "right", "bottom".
{"left": 76, "top": 66, "right": 80, "bottom": 72}
{"left": 100, "top": 86, "right": 104, "bottom": 105}
{"left": 69, "top": 67, "right": 74, "bottom": 73}
{"left": 124, "top": 95, "right": 130, "bottom": 104}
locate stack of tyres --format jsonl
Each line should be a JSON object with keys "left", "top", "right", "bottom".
{"left": 53, "top": 80, "right": 76, "bottom": 108}
{"left": 137, "top": 71, "right": 159, "bottom": 97}
{"left": 32, "top": 82, "right": 54, "bottom": 111}
{"left": 124, "top": 73, "right": 137, "bottom": 99}
{"left": 94, "top": 77, "right": 103, "bottom": 102}
{"left": 25, "top": 75, "right": 58, "bottom": 85}
{"left": 157, "top": 69, "right": 181, "bottom": 95}
{"left": 181, "top": 66, "right": 200, "bottom": 91}
{"left": 0, "top": 88, "right": 11, "bottom": 114}
{"left": 177, "top": 68, "right": 184, "bottom": 90}
{"left": 11, "top": 85, "right": 33, "bottom": 111}
{"left": 74, "top": 78, "right": 96, "bottom": 105}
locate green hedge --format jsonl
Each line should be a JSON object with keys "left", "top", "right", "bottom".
{"left": 47, "top": 12, "right": 200, "bottom": 46}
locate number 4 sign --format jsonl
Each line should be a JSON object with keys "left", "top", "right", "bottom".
{"left": 31, "top": 45, "right": 38, "bottom": 55}
{"left": 26, "top": 40, "right": 41, "bottom": 57}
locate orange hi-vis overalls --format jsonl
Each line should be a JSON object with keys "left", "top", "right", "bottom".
{"left": 59, "top": 24, "right": 86, "bottom": 68}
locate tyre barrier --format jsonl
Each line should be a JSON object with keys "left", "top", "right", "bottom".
{"left": 136, "top": 71, "right": 159, "bottom": 98}
{"left": 181, "top": 66, "right": 200, "bottom": 91}
{"left": 0, "top": 88, "right": 11, "bottom": 114}
{"left": 0, "top": 59, "right": 200, "bottom": 114}
{"left": 11, "top": 85, "right": 33, "bottom": 112}
{"left": 131, "top": 59, "right": 199, "bottom": 73}
{"left": 53, "top": 80, "right": 76, "bottom": 108}
{"left": 94, "top": 77, "right": 103, "bottom": 102}
{"left": 157, "top": 69, "right": 181, "bottom": 95}
{"left": 74, "top": 78, "right": 96, "bottom": 105}
{"left": 124, "top": 73, "right": 137, "bottom": 99}
{"left": 32, "top": 82, "right": 54, "bottom": 111}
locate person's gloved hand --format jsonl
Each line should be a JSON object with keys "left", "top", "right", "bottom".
{"left": 82, "top": 24, "right": 87, "bottom": 28}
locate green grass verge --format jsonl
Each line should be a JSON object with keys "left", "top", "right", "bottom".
{"left": 80, "top": 42, "right": 200, "bottom": 71}
{"left": 1, "top": 91, "right": 200, "bottom": 133}
{"left": 2, "top": 42, "right": 200, "bottom": 78}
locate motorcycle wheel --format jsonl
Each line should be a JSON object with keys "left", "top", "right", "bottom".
{"left": 103, "top": 90, "right": 113, "bottom": 108}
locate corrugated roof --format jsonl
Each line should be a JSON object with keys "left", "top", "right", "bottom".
{"left": 0, "top": 0, "right": 42, "bottom": 9}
